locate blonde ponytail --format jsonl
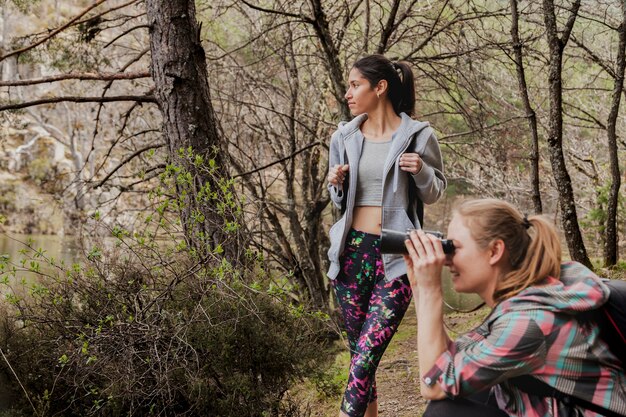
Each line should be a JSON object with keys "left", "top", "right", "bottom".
{"left": 493, "top": 215, "right": 561, "bottom": 302}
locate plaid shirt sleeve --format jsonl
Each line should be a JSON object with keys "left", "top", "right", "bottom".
{"left": 423, "top": 310, "right": 550, "bottom": 398}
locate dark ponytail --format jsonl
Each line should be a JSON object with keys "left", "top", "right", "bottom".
{"left": 352, "top": 54, "right": 416, "bottom": 116}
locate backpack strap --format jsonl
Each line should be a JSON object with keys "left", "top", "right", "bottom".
{"left": 601, "top": 279, "right": 626, "bottom": 366}
{"left": 407, "top": 176, "right": 424, "bottom": 227}
{"left": 340, "top": 148, "right": 349, "bottom": 215}
{"left": 406, "top": 132, "right": 424, "bottom": 227}
{"left": 510, "top": 375, "right": 622, "bottom": 417}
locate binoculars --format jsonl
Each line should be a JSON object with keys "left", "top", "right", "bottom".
{"left": 380, "top": 229, "right": 455, "bottom": 255}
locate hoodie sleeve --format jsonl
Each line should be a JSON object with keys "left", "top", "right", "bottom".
{"left": 411, "top": 130, "right": 446, "bottom": 204}
{"left": 327, "top": 130, "right": 345, "bottom": 209}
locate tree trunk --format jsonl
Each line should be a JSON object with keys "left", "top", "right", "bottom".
{"left": 510, "top": 0, "right": 542, "bottom": 214}
{"left": 377, "top": 0, "right": 401, "bottom": 54}
{"left": 309, "top": 0, "right": 351, "bottom": 120}
{"left": 146, "top": 0, "right": 241, "bottom": 261}
{"left": 542, "top": 0, "right": 591, "bottom": 268}
{"left": 604, "top": 6, "right": 626, "bottom": 266}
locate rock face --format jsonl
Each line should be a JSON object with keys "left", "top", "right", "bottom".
{"left": 0, "top": 124, "right": 155, "bottom": 237}
{"left": 0, "top": 172, "right": 65, "bottom": 235}
{"left": 0, "top": 128, "right": 70, "bottom": 235}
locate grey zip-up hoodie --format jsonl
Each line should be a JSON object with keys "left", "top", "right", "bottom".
{"left": 326, "top": 112, "right": 447, "bottom": 281}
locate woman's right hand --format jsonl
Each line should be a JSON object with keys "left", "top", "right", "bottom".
{"left": 403, "top": 230, "right": 446, "bottom": 290}
{"left": 327, "top": 164, "right": 349, "bottom": 187}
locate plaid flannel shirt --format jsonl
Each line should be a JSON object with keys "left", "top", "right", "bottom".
{"left": 424, "top": 262, "right": 626, "bottom": 417}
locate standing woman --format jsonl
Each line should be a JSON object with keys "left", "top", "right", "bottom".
{"left": 326, "top": 54, "right": 447, "bottom": 417}
{"left": 404, "top": 199, "right": 626, "bottom": 417}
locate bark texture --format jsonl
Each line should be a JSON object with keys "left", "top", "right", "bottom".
{"left": 542, "top": 0, "right": 591, "bottom": 268}
{"left": 511, "top": 0, "right": 542, "bottom": 214}
{"left": 604, "top": 3, "right": 626, "bottom": 266}
{"left": 146, "top": 0, "right": 241, "bottom": 261}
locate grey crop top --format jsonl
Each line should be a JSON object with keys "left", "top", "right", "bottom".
{"left": 354, "top": 139, "right": 392, "bottom": 206}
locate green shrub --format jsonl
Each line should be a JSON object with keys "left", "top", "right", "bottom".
{"left": 0, "top": 150, "right": 333, "bottom": 416}
{"left": 0, "top": 232, "right": 329, "bottom": 417}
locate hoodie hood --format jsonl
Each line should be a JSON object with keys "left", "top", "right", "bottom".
{"left": 337, "top": 113, "right": 368, "bottom": 134}
{"left": 495, "top": 261, "right": 610, "bottom": 316}
{"left": 337, "top": 112, "right": 430, "bottom": 142}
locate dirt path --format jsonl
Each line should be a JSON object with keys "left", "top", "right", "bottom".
{"left": 374, "top": 303, "right": 426, "bottom": 417}
{"left": 297, "top": 300, "right": 489, "bottom": 417}
{"left": 375, "top": 304, "right": 488, "bottom": 416}
{"left": 306, "top": 303, "right": 488, "bottom": 417}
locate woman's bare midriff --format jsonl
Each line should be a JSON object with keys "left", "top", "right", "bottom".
{"left": 351, "top": 206, "right": 383, "bottom": 235}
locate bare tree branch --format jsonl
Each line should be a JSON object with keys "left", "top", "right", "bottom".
{"left": 0, "top": 71, "right": 150, "bottom": 87}
{"left": 403, "top": 10, "right": 509, "bottom": 59}
{"left": 73, "top": 0, "right": 143, "bottom": 28}
{"left": 438, "top": 116, "right": 527, "bottom": 142}
{"left": 560, "top": 0, "right": 581, "bottom": 48}
{"left": 240, "top": 0, "right": 310, "bottom": 22}
{"left": 563, "top": 102, "right": 606, "bottom": 129}
{"left": 93, "top": 143, "right": 165, "bottom": 188}
{"left": 0, "top": 95, "right": 156, "bottom": 111}
{"left": 376, "top": 0, "right": 401, "bottom": 53}
{"left": 0, "top": 0, "right": 109, "bottom": 62}
{"left": 571, "top": 36, "right": 615, "bottom": 77}
{"left": 233, "top": 141, "right": 322, "bottom": 179}
{"left": 104, "top": 24, "right": 150, "bottom": 48}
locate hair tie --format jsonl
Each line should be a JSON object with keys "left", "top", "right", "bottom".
{"left": 391, "top": 61, "right": 403, "bottom": 80}
{"left": 522, "top": 215, "right": 531, "bottom": 229}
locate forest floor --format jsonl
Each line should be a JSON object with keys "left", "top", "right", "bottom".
{"left": 293, "top": 303, "right": 489, "bottom": 417}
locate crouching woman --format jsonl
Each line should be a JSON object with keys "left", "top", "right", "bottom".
{"left": 404, "top": 198, "right": 626, "bottom": 417}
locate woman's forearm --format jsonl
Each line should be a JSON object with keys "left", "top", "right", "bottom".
{"left": 416, "top": 285, "right": 448, "bottom": 399}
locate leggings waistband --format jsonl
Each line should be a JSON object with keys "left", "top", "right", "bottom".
{"left": 345, "top": 228, "right": 381, "bottom": 251}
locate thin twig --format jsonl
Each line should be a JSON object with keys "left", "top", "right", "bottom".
{"left": 0, "top": 0, "right": 108, "bottom": 62}
{"left": 0, "top": 347, "right": 39, "bottom": 416}
{"left": 232, "top": 141, "right": 321, "bottom": 178}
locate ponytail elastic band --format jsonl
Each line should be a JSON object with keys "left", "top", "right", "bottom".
{"left": 522, "top": 215, "right": 531, "bottom": 229}
{"left": 391, "top": 61, "right": 402, "bottom": 79}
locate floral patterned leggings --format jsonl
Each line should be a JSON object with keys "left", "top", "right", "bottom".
{"left": 332, "top": 228, "right": 413, "bottom": 417}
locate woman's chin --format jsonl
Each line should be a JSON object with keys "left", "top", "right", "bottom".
{"left": 452, "top": 280, "right": 467, "bottom": 293}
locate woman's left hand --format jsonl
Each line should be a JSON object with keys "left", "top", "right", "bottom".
{"left": 403, "top": 230, "right": 446, "bottom": 290}
{"left": 399, "top": 152, "right": 423, "bottom": 175}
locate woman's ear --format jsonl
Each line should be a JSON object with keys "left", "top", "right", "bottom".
{"left": 376, "top": 79, "right": 388, "bottom": 96}
{"left": 488, "top": 240, "right": 506, "bottom": 266}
